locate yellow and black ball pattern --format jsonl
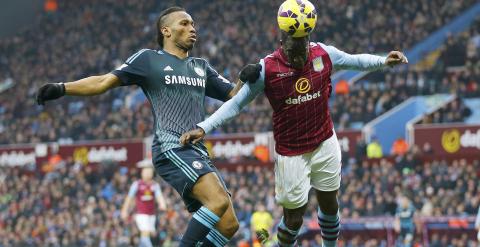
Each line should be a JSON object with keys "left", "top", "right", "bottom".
{"left": 277, "top": 0, "right": 317, "bottom": 38}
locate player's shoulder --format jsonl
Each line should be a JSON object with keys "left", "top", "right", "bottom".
{"left": 262, "top": 49, "right": 280, "bottom": 63}
{"left": 131, "top": 48, "right": 158, "bottom": 56}
{"left": 309, "top": 42, "right": 329, "bottom": 51}
{"left": 126, "top": 48, "right": 157, "bottom": 63}
{"left": 129, "top": 180, "right": 140, "bottom": 190}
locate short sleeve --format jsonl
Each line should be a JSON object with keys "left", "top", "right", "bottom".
{"left": 111, "top": 49, "right": 151, "bottom": 86}
{"left": 153, "top": 183, "right": 162, "bottom": 198}
{"left": 205, "top": 63, "right": 234, "bottom": 102}
{"left": 127, "top": 181, "right": 139, "bottom": 198}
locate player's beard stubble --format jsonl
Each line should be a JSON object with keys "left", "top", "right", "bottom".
{"left": 173, "top": 32, "right": 195, "bottom": 52}
{"left": 176, "top": 39, "right": 194, "bottom": 52}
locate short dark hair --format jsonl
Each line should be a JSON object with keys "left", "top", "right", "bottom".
{"left": 156, "top": 6, "right": 186, "bottom": 48}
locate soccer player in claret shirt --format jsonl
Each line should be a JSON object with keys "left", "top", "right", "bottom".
{"left": 180, "top": 2, "right": 408, "bottom": 247}
{"left": 121, "top": 165, "right": 166, "bottom": 247}
{"left": 36, "top": 6, "right": 250, "bottom": 247}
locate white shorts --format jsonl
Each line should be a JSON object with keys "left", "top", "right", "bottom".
{"left": 134, "top": 214, "right": 156, "bottom": 232}
{"left": 275, "top": 131, "right": 342, "bottom": 209}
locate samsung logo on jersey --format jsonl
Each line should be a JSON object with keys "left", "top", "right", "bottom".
{"left": 285, "top": 90, "right": 321, "bottom": 105}
{"left": 165, "top": 75, "right": 206, "bottom": 87}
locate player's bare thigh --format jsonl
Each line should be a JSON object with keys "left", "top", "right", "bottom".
{"left": 191, "top": 172, "right": 230, "bottom": 216}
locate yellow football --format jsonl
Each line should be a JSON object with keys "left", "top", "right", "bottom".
{"left": 277, "top": 0, "right": 317, "bottom": 38}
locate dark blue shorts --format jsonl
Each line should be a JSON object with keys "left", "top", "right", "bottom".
{"left": 153, "top": 146, "right": 228, "bottom": 212}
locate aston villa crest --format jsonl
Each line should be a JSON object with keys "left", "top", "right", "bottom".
{"left": 313, "top": 57, "right": 324, "bottom": 72}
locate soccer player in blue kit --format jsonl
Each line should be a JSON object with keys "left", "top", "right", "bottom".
{"left": 36, "top": 6, "right": 256, "bottom": 247}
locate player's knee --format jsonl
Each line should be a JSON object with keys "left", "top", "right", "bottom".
{"left": 316, "top": 190, "right": 339, "bottom": 214}
{"left": 224, "top": 218, "right": 239, "bottom": 236}
{"left": 284, "top": 213, "right": 304, "bottom": 230}
{"left": 205, "top": 194, "right": 230, "bottom": 216}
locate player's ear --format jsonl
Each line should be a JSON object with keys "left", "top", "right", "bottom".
{"left": 161, "top": 26, "right": 171, "bottom": 38}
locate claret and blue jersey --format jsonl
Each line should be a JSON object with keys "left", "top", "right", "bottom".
{"left": 198, "top": 42, "right": 387, "bottom": 156}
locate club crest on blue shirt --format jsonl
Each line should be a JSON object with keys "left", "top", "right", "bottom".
{"left": 192, "top": 161, "right": 203, "bottom": 169}
{"left": 313, "top": 57, "right": 324, "bottom": 72}
{"left": 194, "top": 67, "right": 205, "bottom": 77}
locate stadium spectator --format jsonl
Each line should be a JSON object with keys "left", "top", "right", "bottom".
{"left": 366, "top": 138, "right": 383, "bottom": 158}
{"left": 476, "top": 206, "right": 480, "bottom": 241}
{"left": 391, "top": 137, "right": 409, "bottom": 156}
{"left": 250, "top": 203, "right": 274, "bottom": 243}
{"left": 419, "top": 97, "right": 472, "bottom": 124}
{"left": 0, "top": 0, "right": 478, "bottom": 144}
{"left": 335, "top": 80, "right": 349, "bottom": 95}
{"left": 1, "top": 156, "right": 478, "bottom": 245}
{"left": 1, "top": 0, "right": 480, "bottom": 245}
{"left": 44, "top": 0, "right": 58, "bottom": 13}
{"left": 394, "top": 196, "right": 416, "bottom": 247}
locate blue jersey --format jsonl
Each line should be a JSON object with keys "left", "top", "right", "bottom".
{"left": 396, "top": 203, "right": 415, "bottom": 230}
{"left": 112, "top": 49, "right": 233, "bottom": 153}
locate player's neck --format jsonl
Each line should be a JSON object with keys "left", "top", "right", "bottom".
{"left": 163, "top": 43, "right": 189, "bottom": 59}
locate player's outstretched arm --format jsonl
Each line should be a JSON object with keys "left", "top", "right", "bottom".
{"left": 319, "top": 43, "right": 408, "bottom": 71}
{"left": 36, "top": 73, "right": 121, "bottom": 105}
{"left": 226, "top": 63, "right": 262, "bottom": 98}
{"left": 180, "top": 63, "right": 264, "bottom": 145}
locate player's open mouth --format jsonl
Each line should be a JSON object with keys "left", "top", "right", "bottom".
{"left": 189, "top": 36, "right": 197, "bottom": 42}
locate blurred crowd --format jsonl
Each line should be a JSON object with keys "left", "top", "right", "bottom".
{"left": 1, "top": 155, "right": 478, "bottom": 246}
{"left": 0, "top": 0, "right": 479, "bottom": 144}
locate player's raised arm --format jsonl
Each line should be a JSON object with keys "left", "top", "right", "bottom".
{"left": 179, "top": 63, "right": 264, "bottom": 145}
{"left": 319, "top": 43, "right": 408, "bottom": 71}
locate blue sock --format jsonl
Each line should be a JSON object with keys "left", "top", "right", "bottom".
{"left": 139, "top": 236, "right": 153, "bottom": 247}
{"left": 202, "top": 228, "right": 230, "bottom": 247}
{"left": 317, "top": 207, "right": 340, "bottom": 247}
{"left": 180, "top": 206, "right": 220, "bottom": 247}
{"left": 277, "top": 217, "right": 300, "bottom": 247}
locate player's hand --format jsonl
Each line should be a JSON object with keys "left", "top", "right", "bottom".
{"left": 36, "top": 83, "right": 66, "bottom": 105}
{"left": 120, "top": 210, "right": 128, "bottom": 221}
{"left": 385, "top": 51, "right": 408, "bottom": 67}
{"left": 239, "top": 63, "right": 262, "bottom": 83}
{"left": 180, "top": 128, "right": 206, "bottom": 145}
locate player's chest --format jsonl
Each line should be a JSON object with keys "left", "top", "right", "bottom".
{"left": 265, "top": 69, "right": 330, "bottom": 101}
{"left": 151, "top": 59, "right": 207, "bottom": 93}
{"left": 138, "top": 184, "right": 154, "bottom": 200}
{"left": 266, "top": 56, "right": 330, "bottom": 95}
